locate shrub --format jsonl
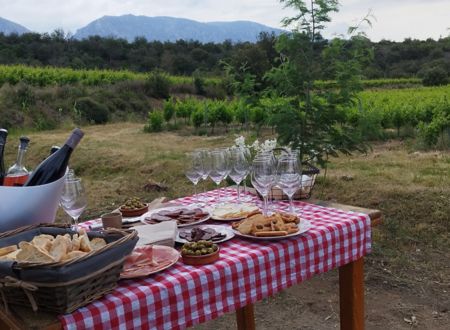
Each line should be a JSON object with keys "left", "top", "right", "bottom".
{"left": 163, "top": 98, "right": 176, "bottom": 122}
{"left": 144, "top": 70, "right": 171, "bottom": 99}
{"left": 194, "top": 75, "right": 206, "bottom": 95}
{"left": 250, "top": 106, "right": 267, "bottom": 134}
{"left": 74, "top": 97, "right": 109, "bottom": 124}
{"left": 422, "top": 67, "right": 448, "bottom": 87}
{"left": 192, "top": 109, "right": 204, "bottom": 128}
{"left": 145, "top": 111, "right": 164, "bottom": 132}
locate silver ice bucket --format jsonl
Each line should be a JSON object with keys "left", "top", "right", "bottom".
{"left": 0, "top": 174, "right": 66, "bottom": 232}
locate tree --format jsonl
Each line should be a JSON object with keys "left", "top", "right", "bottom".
{"left": 267, "top": 0, "right": 369, "bottom": 165}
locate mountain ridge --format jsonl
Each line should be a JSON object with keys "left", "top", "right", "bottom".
{"left": 0, "top": 17, "right": 30, "bottom": 35}
{"left": 74, "top": 14, "right": 284, "bottom": 43}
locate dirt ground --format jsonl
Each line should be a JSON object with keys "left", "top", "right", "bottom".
{"left": 194, "top": 268, "right": 449, "bottom": 330}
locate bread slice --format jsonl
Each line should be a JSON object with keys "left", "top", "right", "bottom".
{"left": 16, "top": 242, "right": 55, "bottom": 263}
{"left": 90, "top": 238, "right": 107, "bottom": 251}
{"left": 0, "top": 245, "right": 18, "bottom": 257}
{"left": 31, "top": 235, "right": 53, "bottom": 252}
{"left": 72, "top": 234, "right": 81, "bottom": 251}
{"left": 0, "top": 249, "right": 19, "bottom": 261}
{"left": 79, "top": 234, "right": 92, "bottom": 252}
{"left": 49, "top": 235, "right": 68, "bottom": 262}
{"left": 62, "top": 250, "right": 86, "bottom": 261}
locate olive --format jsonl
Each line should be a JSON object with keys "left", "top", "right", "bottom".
{"left": 207, "top": 248, "right": 214, "bottom": 254}
{"left": 201, "top": 248, "right": 208, "bottom": 255}
{"left": 195, "top": 250, "right": 202, "bottom": 256}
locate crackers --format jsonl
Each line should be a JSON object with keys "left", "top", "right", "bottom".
{"left": 232, "top": 212, "right": 300, "bottom": 237}
{"left": 0, "top": 232, "right": 108, "bottom": 264}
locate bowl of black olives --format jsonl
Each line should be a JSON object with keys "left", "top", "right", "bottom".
{"left": 181, "top": 240, "right": 220, "bottom": 265}
{"left": 119, "top": 197, "right": 148, "bottom": 217}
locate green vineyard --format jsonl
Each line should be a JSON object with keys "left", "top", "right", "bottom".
{"left": 0, "top": 64, "right": 221, "bottom": 87}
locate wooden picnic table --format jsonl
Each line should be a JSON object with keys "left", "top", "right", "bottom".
{"left": 0, "top": 196, "right": 381, "bottom": 330}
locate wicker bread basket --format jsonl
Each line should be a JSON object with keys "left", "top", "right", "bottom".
{"left": 0, "top": 224, "right": 138, "bottom": 314}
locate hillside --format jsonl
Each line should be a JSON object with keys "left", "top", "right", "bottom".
{"left": 0, "top": 17, "right": 29, "bottom": 35}
{"left": 74, "top": 15, "right": 283, "bottom": 42}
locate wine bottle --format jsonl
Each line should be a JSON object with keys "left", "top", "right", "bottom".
{"left": 4, "top": 136, "right": 30, "bottom": 186}
{"left": 0, "top": 128, "right": 8, "bottom": 186}
{"left": 24, "top": 128, "right": 84, "bottom": 186}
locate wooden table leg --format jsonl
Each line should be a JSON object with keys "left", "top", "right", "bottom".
{"left": 339, "top": 257, "right": 365, "bottom": 330}
{"left": 236, "top": 303, "right": 255, "bottom": 330}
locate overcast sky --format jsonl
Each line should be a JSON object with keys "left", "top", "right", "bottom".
{"left": 0, "top": 0, "right": 449, "bottom": 41}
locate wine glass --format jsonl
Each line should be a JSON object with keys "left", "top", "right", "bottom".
{"left": 60, "top": 177, "right": 87, "bottom": 231}
{"left": 251, "top": 157, "right": 276, "bottom": 216}
{"left": 277, "top": 155, "right": 302, "bottom": 214}
{"left": 184, "top": 151, "right": 203, "bottom": 196}
{"left": 240, "top": 146, "right": 254, "bottom": 202}
{"left": 209, "top": 149, "right": 228, "bottom": 203}
{"left": 195, "top": 149, "right": 211, "bottom": 193}
{"left": 229, "top": 147, "right": 250, "bottom": 203}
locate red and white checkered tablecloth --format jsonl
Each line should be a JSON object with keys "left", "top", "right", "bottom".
{"left": 60, "top": 188, "right": 371, "bottom": 330}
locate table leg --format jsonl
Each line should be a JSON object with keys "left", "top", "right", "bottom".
{"left": 236, "top": 303, "right": 255, "bottom": 330}
{"left": 339, "top": 257, "right": 365, "bottom": 330}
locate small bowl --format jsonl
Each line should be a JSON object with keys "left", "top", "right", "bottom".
{"left": 182, "top": 247, "right": 220, "bottom": 266}
{"left": 119, "top": 204, "right": 148, "bottom": 217}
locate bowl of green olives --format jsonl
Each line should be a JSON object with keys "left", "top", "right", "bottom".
{"left": 181, "top": 240, "right": 220, "bottom": 265}
{"left": 119, "top": 197, "right": 148, "bottom": 217}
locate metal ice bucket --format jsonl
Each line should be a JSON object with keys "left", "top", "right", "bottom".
{"left": 0, "top": 174, "right": 66, "bottom": 232}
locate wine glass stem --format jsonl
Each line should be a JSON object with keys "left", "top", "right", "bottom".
{"left": 263, "top": 195, "right": 268, "bottom": 216}
{"left": 237, "top": 182, "right": 241, "bottom": 203}
{"left": 194, "top": 183, "right": 197, "bottom": 196}
{"left": 289, "top": 195, "right": 294, "bottom": 214}
{"left": 72, "top": 216, "right": 79, "bottom": 232}
{"left": 216, "top": 182, "right": 221, "bottom": 203}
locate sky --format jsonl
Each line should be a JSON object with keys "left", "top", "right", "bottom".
{"left": 0, "top": 0, "right": 449, "bottom": 41}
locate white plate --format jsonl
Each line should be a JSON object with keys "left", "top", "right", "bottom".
{"left": 141, "top": 206, "right": 211, "bottom": 228}
{"left": 232, "top": 219, "right": 312, "bottom": 240}
{"left": 176, "top": 225, "right": 235, "bottom": 244}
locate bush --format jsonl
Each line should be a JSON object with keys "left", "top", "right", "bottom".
{"left": 194, "top": 75, "right": 206, "bottom": 95}
{"left": 163, "top": 98, "right": 176, "bottom": 122}
{"left": 422, "top": 67, "right": 448, "bottom": 87}
{"left": 74, "top": 97, "right": 109, "bottom": 124}
{"left": 144, "top": 111, "right": 164, "bottom": 132}
{"left": 192, "top": 109, "right": 204, "bottom": 128}
{"left": 250, "top": 106, "right": 267, "bottom": 134}
{"left": 144, "top": 71, "right": 171, "bottom": 99}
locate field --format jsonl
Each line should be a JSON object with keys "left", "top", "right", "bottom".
{"left": 5, "top": 123, "right": 449, "bottom": 329}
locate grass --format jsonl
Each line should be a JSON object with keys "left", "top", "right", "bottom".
{"left": 4, "top": 123, "right": 449, "bottom": 289}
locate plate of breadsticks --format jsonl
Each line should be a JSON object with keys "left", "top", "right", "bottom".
{"left": 231, "top": 212, "right": 311, "bottom": 240}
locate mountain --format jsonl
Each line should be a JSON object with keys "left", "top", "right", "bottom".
{"left": 74, "top": 15, "right": 283, "bottom": 43}
{"left": 0, "top": 17, "right": 30, "bottom": 35}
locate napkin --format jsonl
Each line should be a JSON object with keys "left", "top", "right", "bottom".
{"left": 134, "top": 222, "right": 177, "bottom": 247}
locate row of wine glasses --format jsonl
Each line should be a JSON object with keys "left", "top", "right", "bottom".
{"left": 185, "top": 147, "right": 303, "bottom": 214}
{"left": 251, "top": 151, "right": 302, "bottom": 216}
{"left": 184, "top": 147, "right": 252, "bottom": 203}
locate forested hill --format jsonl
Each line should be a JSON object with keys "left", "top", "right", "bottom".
{"left": 74, "top": 15, "right": 283, "bottom": 43}
{"left": 0, "top": 30, "right": 449, "bottom": 79}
